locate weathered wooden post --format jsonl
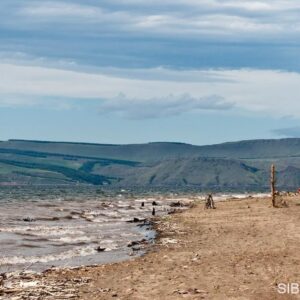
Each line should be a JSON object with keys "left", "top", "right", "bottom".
{"left": 271, "top": 164, "right": 276, "bottom": 207}
{"left": 152, "top": 207, "right": 156, "bottom": 216}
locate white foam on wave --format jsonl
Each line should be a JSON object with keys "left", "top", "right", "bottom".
{"left": 0, "top": 225, "right": 87, "bottom": 237}
{"left": 252, "top": 193, "right": 270, "bottom": 198}
{"left": 0, "top": 245, "right": 98, "bottom": 265}
{"left": 50, "top": 236, "right": 94, "bottom": 244}
{"left": 0, "top": 194, "right": 176, "bottom": 270}
{"left": 214, "top": 193, "right": 270, "bottom": 201}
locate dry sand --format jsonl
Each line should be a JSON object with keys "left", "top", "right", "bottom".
{"left": 1, "top": 196, "right": 300, "bottom": 299}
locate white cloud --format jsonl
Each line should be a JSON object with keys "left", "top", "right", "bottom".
{"left": 272, "top": 127, "right": 300, "bottom": 137}
{"left": 20, "top": 2, "right": 102, "bottom": 18}
{"left": 12, "top": 0, "right": 300, "bottom": 38}
{"left": 17, "top": 1, "right": 132, "bottom": 25}
{"left": 103, "top": 0, "right": 299, "bottom": 11}
{"left": 1, "top": 61, "right": 300, "bottom": 118}
{"left": 98, "top": 93, "right": 234, "bottom": 119}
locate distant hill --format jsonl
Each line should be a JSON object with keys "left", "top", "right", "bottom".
{"left": 3, "top": 138, "right": 300, "bottom": 161}
{"left": 1, "top": 138, "right": 300, "bottom": 191}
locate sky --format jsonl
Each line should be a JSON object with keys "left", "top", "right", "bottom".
{"left": 1, "top": 0, "right": 300, "bottom": 145}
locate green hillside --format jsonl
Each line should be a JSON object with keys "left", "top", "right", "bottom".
{"left": 1, "top": 138, "right": 300, "bottom": 191}
{"left": 2, "top": 138, "right": 300, "bottom": 161}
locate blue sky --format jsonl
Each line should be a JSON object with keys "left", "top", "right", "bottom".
{"left": 1, "top": 0, "right": 300, "bottom": 145}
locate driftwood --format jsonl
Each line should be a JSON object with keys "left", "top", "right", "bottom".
{"left": 205, "top": 194, "right": 216, "bottom": 209}
{"left": 0, "top": 270, "right": 91, "bottom": 299}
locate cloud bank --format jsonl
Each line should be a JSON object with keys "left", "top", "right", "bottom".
{"left": 272, "top": 127, "right": 300, "bottom": 138}
{"left": 1, "top": 0, "right": 300, "bottom": 72}
{"left": 1, "top": 61, "right": 300, "bottom": 119}
{"left": 0, "top": 1, "right": 300, "bottom": 144}
{"left": 13, "top": 0, "right": 300, "bottom": 39}
{"left": 98, "top": 94, "right": 234, "bottom": 119}
{"left": 1, "top": 1, "right": 300, "bottom": 121}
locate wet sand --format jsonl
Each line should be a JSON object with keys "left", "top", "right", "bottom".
{"left": 1, "top": 195, "right": 300, "bottom": 299}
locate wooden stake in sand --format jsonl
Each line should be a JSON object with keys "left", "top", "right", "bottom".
{"left": 271, "top": 164, "right": 276, "bottom": 207}
{"left": 152, "top": 207, "right": 156, "bottom": 216}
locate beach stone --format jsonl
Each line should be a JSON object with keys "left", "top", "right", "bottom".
{"left": 22, "top": 217, "right": 35, "bottom": 222}
{"left": 132, "top": 246, "right": 141, "bottom": 251}
{"left": 170, "top": 201, "right": 183, "bottom": 207}
{"left": 127, "top": 239, "right": 147, "bottom": 247}
{"left": 126, "top": 217, "right": 145, "bottom": 223}
{"left": 160, "top": 238, "right": 178, "bottom": 245}
{"left": 96, "top": 247, "right": 106, "bottom": 252}
{"left": 98, "top": 288, "right": 111, "bottom": 293}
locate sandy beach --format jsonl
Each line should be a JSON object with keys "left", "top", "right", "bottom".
{"left": 1, "top": 195, "right": 300, "bottom": 299}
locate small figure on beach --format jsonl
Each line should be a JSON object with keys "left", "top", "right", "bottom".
{"left": 205, "top": 193, "right": 216, "bottom": 209}
{"left": 141, "top": 201, "right": 145, "bottom": 208}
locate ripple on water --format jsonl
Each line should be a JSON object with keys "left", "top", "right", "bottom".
{"left": 0, "top": 193, "right": 172, "bottom": 273}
